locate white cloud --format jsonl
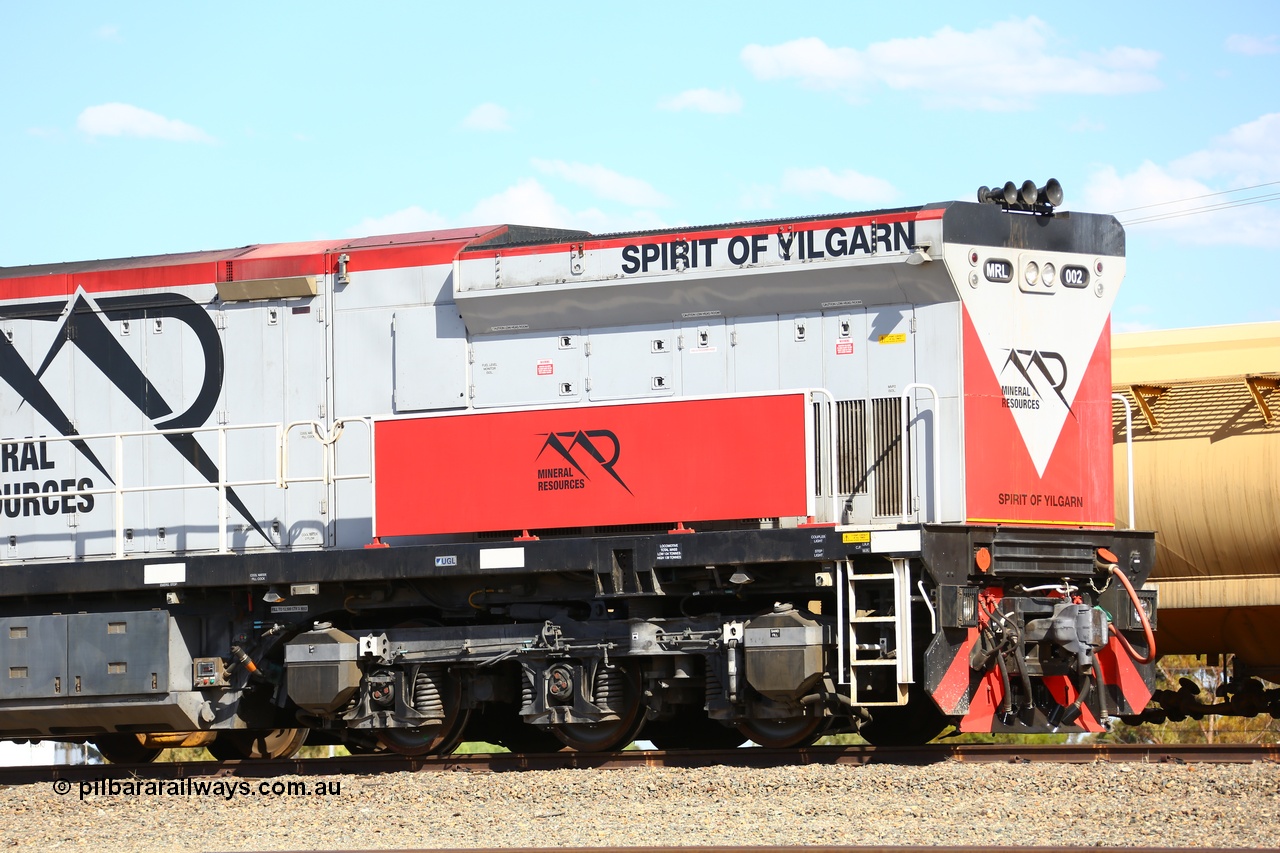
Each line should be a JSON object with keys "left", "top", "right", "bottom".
{"left": 738, "top": 183, "right": 777, "bottom": 212}
{"left": 348, "top": 206, "right": 450, "bottom": 236}
{"left": 1068, "top": 116, "right": 1107, "bottom": 133}
{"left": 781, "top": 167, "right": 898, "bottom": 205}
{"left": 1081, "top": 112, "right": 1280, "bottom": 247}
{"left": 1171, "top": 112, "right": 1280, "bottom": 184}
{"left": 347, "top": 179, "right": 669, "bottom": 238}
{"left": 464, "top": 178, "right": 670, "bottom": 231}
{"left": 742, "top": 18, "right": 1161, "bottom": 110}
{"left": 77, "top": 103, "right": 214, "bottom": 143}
{"left": 532, "top": 159, "right": 671, "bottom": 207}
{"left": 468, "top": 178, "right": 575, "bottom": 227}
{"left": 1225, "top": 34, "right": 1278, "bottom": 55}
{"left": 461, "top": 103, "right": 510, "bottom": 131}
{"left": 741, "top": 37, "right": 866, "bottom": 89}
{"left": 96, "top": 24, "right": 121, "bottom": 41}
{"left": 657, "top": 88, "right": 743, "bottom": 114}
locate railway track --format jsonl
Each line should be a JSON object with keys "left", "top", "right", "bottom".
{"left": 4, "top": 742, "right": 1276, "bottom": 786}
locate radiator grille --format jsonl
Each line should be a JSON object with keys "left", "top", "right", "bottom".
{"left": 812, "top": 402, "right": 831, "bottom": 497}
{"left": 871, "top": 397, "right": 905, "bottom": 517}
{"left": 838, "top": 400, "right": 868, "bottom": 496}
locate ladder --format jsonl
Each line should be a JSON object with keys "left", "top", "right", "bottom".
{"left": 835, "top": 557, "right": 914, "bottom": 706}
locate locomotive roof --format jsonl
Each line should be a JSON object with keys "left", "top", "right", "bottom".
{"left": 0, "top": 200, "right": 1122, "bottom": 298}
{"left": 0, "top": 225, "right": 542, "bottom": 280}
{"left": 462, "top": 204, "right": 938, "bottom": 252}
{"left": 0, "top": 205, "right": 949, "bottom": 281}
{"left": 0, "top": 224, "right": 587, "bottom": 299}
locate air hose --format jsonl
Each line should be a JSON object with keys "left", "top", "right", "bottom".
{"left": 1105, "top": 562, "right": 1156, "bottom": 664}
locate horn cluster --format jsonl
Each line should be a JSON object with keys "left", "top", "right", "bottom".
{"left": 977, "top": 179, "right": 1063, "bottom": 212}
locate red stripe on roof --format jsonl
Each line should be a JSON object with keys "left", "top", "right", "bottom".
{"left": 1, "top": 227, "right": 503, "bottom": 300}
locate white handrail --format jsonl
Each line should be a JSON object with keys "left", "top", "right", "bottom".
{"left": 1, "top": 420, "right": 371, "bottom": 558}
{"left": 809, "top": 388, "right": 840, "bottom": 524}
{"left": 280, "top": 418, "right": 374, "bottom": 488}
{"left": 900, "top": 383, "right": 941, "bottom": 524}
{"left": 1112, "top": 392, "right": 1135, "bottom": 530}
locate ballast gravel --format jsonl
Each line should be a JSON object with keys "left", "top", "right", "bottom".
{"left": 1, "top": 760, "right": 1278, "bottom": 851}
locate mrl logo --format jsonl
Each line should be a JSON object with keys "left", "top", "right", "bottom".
{"left": 535, "top": 429, "right": 632, "bottom": 495}
{"left": 0, "top": 290, "right": 268, "bottom": 539}
{"left": 999, "top": 349, "right": 1071, "bottom": 413}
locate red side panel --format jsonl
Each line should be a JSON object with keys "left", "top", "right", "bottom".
{"left": 962, "top": 310, "right": 1114, "bottom": 526}
{"left": 1043, "top": 675, "right": 1103, "bottom": 732}
{"left": 1095, "top": 638, "right": 1155, "bottom": 714}
{"left": 0, "top": 231, "right": 495, "bottom": 299}
{"left": 373, "top": 394, "right": 811, "bottom": 537}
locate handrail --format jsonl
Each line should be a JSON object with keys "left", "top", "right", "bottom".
{"left": 808, "top": 388, "right": 840, "bottom": 524}
{"left": 280, "top": 418, "right": 374, "bottom": 488}
{"left": 1112, "top": 392, "right": 1135, "bottom": 529}
{"left": 1, "top": 420, "right": 371, "bottom": 558}
{"left": 900, "top": 383, "right": 941, "bottom": 524}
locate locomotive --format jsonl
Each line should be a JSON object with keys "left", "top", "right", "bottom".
{"left": 0, "top": 181, "right": 1158, "bottom": 760}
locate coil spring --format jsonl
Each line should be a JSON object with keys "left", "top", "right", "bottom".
{"left": 594, "top": 665, "right": 624, "bottom": 712}
{"left": 413, "top": 665, "right": 446, "bottom": 719}
{"left": 705, "top": 663, "right": 725, "bottom": 706}
{"left": 520, "top": 673, "right": 535, "bottom": 714}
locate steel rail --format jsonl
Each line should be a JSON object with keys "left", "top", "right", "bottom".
{"left": 198, "top": 849, "right": 1272, "bottom": 853}
{"left": 4, "top": 742, "right": 1276, "bottom": 787}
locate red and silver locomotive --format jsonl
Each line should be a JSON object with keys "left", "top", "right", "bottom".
{"left": 0, "top": 181, "right": 1157, "bottom": 759}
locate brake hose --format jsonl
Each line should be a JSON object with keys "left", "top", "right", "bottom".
{"left": 1106, "top": 563, "right": 1156, "bottom": 664}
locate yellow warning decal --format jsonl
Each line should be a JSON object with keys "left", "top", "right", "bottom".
{"left": 878, "top": 333, "right": 907, "bottom": 344}
{"left": 842, "top": 531, "right": 871, "bottom": 544}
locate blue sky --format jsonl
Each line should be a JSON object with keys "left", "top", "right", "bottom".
{"left": 2, "top": 2, "right": 1277, "bottom": 332}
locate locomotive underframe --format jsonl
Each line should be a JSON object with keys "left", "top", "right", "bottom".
{"left": 0, "top": 523, "right": 1158, "bottom": 755}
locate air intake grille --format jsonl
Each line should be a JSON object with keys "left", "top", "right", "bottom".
{"left": 872, "top": 397, "right": 905, "bottom": 517}
{"left": 812, "top": 401, "right": 831, "bottom": 497}
{"left": 838, "top": 400, "right": 868, "bottom": 496}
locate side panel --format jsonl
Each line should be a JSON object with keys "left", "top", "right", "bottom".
{"left": 963, "top": 312, "right": 1115, "bottom": 526}
{"left": 678, "top": 319, "right": 728, "bottom": 396}
{"left": 955, "top": 241, "right": 1121, "bottom": 526}
{"left": 587, "top": 324, "right": 676, "bottom": 401}
{"left": 392, "top": 306, "right": 470, "bottom": 412}
{"left": 373, "top": 393, "right": 811, "bottom": 536}
{"left": 471, "top": 331, "right": 583, "bottom": 408}
{"left": 730, "top": 316, "right": 780, "bottom": 393}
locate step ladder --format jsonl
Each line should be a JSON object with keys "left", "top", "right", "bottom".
{"left": 835, "top": 557, "right": 914, "bottom": 706}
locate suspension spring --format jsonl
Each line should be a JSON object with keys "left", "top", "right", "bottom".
{"left": 413, "top": 665, "right": 446, "bottom": 719}
{"left": 594, "top": 665, "right": 623, "bottom": 712}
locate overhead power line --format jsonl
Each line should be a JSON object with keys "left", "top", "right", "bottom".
{"left": 1115, "top": 180, "right": 1280, "bottom": 226}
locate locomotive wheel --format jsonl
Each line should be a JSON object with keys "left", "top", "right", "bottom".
{"left": 468, "top": 702, "right": 565, "bottom": 753}
{"left": 207, "top": 728, "right": 308, "bottom": 760}
{"left": 735, "top": 715, "right": 826, "bottom": 749}
{"left": 551, "top": 663, "right": 646, "bottom": 752}
{"left": 376, "top": 710, "right": 472, "bottom": 756}
{"left": 645, "top": 710, "right": 748, "bottom": 750}
{"left": 93, "top": 733, "right": 163, "bottom": 764}
{"left": 499, "top": 721, "right": 568, "bottom": 753}
{"left": 341, "top": 733, "right": 389, "bottom": 755}
{"left": 375, "top": 666, "right": 471, "bottom": 756}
